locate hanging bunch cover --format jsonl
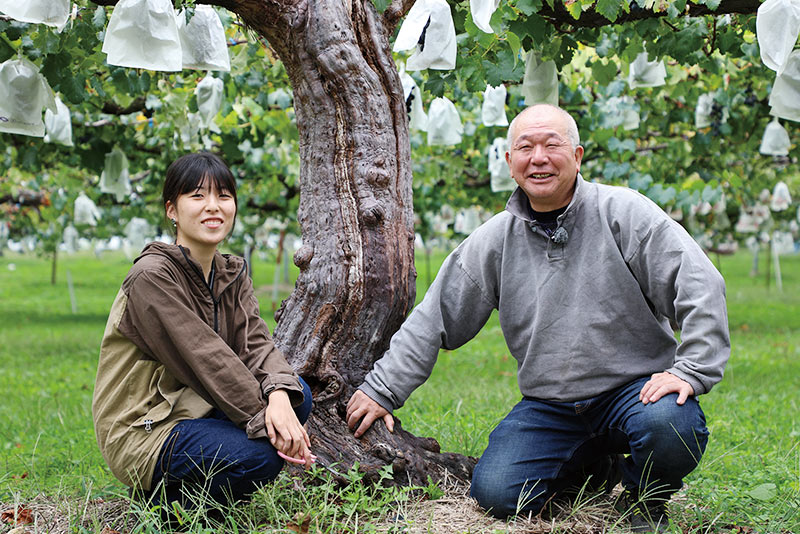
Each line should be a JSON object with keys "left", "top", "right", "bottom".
{"left": 772, "top": 230, "right": 795, "bottom": 254}
{"left": 598, "top": 96, "right": 639, "bottom": 131}
{"left": 470, "top": 0, "right": 500, "bottom": 34}
{"left": 400, "top": 67, "right": 428, "bottom": 132}
{"left": 100, "top": 147, "right": 132, "bottom": 203}
{"left": 0, "top": 57, "right": 56, "bottom": 137}
{"left": 760, "top": 117, "right": 792, "bottom": 156}
{"left": 771, "top": 181, "right": 793, "bottom": 211}
{"left": 0, "top": 0, "right": 70, "bottom": 28}
{"left": 695, "top": 93, "right": 714, "bottom": 128}
{"left": 125, "top": 217, "right": 152, "bottom": 251}
{"left": 695, "top": 92, "right": 729, "bottom": 129}
{"left": 489, "top": 137, "right": 515, "bottom": 192}
{"left": 454, "top": 207, "right": 483, "bottom": 234}
{"left": 393, "top": 0, "right": 456, "bottom": 71}
{"left": 196, "top": 76, "right": 224, "bottom": 133}
{"left": 62, "top": 225, "right": 79, "bottom": 254}
{"left": 628, "top": 52, "right": 667, "bottom": 88}
{"left": 102, "top": 0, "right": 182, "bottom": 72}
{"left": 267, "top": 88, "right": 293, "bottom": 109}
{"left": 756, "top": 0, "right": 800, "bottom": 72}
{"left": 734, "top": 210, "right": 760, "bottom": 233}
{"left": 427, "top": 97, "right": 463, "bottom": 146}
{"left": 481, "top": 84, "right": 509, "bottom": 127}
{"left": 769, "top": 50, "right": 800, "bottom": 122}
{"left": 521, "top": 51, "right": 558, "bottom": 106}
{"left": 74, "top": 193, "right": 102, "bottom": 226}
{"left": 178, "top": 6, "right": 230, "bottom": 72}
{"left": 44, "top": 96, "right": 74, "bottom": 146}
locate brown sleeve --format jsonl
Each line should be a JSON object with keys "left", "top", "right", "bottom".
{"left": 234, "top": 273, "right": 305, "bottom": 407}
{"left": 119, "top": 268, "right": 270, "bottom": 438}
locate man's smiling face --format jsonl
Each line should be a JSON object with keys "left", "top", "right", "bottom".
{"left": 506, "top": 106, "right": 584, "bottom": 212}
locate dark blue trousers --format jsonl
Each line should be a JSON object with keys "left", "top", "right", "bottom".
{"left": 143, "top": 377, "right": 313, "bottom": 508}
{"left": 470, "top": 377, "right": 708, "bottom": 518}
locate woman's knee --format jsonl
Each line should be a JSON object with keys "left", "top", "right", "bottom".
{"left": 296, "top": 376, "right": 313, "bottom": 423}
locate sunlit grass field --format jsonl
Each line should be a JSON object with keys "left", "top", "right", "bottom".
{"left": 0, "top": 246, "right": 798, "bottom": 532}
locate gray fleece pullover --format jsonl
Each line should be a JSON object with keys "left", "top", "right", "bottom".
{"left": 361, "top": 175, "right": 730, "bottom": 411}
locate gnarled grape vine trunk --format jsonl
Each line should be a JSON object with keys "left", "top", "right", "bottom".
{"left": 226, "top": 0, "right": 476, "bottom": 484}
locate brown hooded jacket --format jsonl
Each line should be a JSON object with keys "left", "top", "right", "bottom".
{"left": 92, "top": 242, "right": 303, "bottom": 489}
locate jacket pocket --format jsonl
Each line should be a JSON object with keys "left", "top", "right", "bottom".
{"left": 127, "top": 359, "right": 182, "bottom": 433}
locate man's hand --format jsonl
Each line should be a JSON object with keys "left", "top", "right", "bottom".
{"left": 265, "top": 389, "right": 314, "bottom": 467}
{"left": 346, "top": 390, "right": 394, "bottom": 438}
{"left": 639, "top": 372, "right": 695, "bottom": 405}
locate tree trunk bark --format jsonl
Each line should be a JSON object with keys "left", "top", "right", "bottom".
{"left": 229, "top": 0, "right": 475, "bottom": 485}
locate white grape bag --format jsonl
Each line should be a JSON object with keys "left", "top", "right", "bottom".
{"left": 196, "top": 76, "right": 224, "bottom": 132}
{"left": 769, "top": 50, "right": 800, "bottom": 122}
{"left": 470, "top": 0, "right": 500, "bottom": 34}
{"left": 62, "top": 225, "right": 79, "bottom": 254}
{"left": 178, "top": 6, "right": 230, "bottom": 72}
{"left": 44, "top": 96, "right": 74, "bottom": 146}
{"left": 74, "top": 193, "right": 101, "bottom": 226}
{"left": 0, "top": 0, "right": 70, "bottom": 28}
{"left": 400, "top": 68, "right": 428, "bottom": 132}
{"left": 393, "top": 0, "right": 456, "bottom": 71}
{"left": 100, "top": 148, "right": 132, "bottom": 202}
{"left": 481, "top": 84, "right": 508, "bottom": 127}
{"left": 102, "top": 0, "right": 182, "bottom": 72}
{"left": 521, "top": 51, "right": 558, "bottom": 106}
{"left": 756, "top": 0, "right": 800, "bottom": 72}
{"left": 771, "top": 181, "right": 793, "bottom": 211}
{"left": 0, "top": 57, "right": 56, "bottom": 137}
{"left": 454, "top": 207, "right": 482, "bottom": 234}
{"left": 124, "top": 217, "right": 152, "bottom": 255}
{"left": 489, "top": 137, "right": 515, "bottom": 192}
{"left": 267, "top": 88, "right": 292, "bottom": 109}
{"left": 427, "top": 97, "right": 462, "bottom": 146}
{"left": 628, "top": 52, "right": 667, "bottom": 88}
{"left": 759, "top": 117, "right": 792, "bottom": 156}
{"left": 695, "top": 93, "right": 715, "bottom": 129}
{"left": 599, "top": 96, "right": 640, "bottom": 130}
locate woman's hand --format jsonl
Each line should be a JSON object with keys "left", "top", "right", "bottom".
{"left": 265, "top": 389, "right": 313, "bottom": 466}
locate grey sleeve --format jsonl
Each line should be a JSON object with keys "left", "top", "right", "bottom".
{"left": 361, "top": 249, "right": 498, "bottom": 412}
{"left": 627, "top": 219, "right": 730, "bottom": 395}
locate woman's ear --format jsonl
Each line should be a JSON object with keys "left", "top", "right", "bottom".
{"left": 165, "top": 201, "right": 176, "bottom": 221}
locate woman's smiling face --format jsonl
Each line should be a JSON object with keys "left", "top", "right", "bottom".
{"left": 166, "top": 178, "right": 236, "bottom": 253}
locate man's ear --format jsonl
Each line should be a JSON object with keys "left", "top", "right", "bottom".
{"left": 574, "top": 145, "right": 584, "bottom": 171}
{"left": 505, "top": 150, "right": 512, "bottom": 168}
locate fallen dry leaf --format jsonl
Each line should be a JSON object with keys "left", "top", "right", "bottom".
{"left": 1, "top": 506, "right": 34, "bottom": 525}
{"left": 286, "top": 512, "right": 311, "bottom": 533}
{"left": 100, "top": 526, "right": 122, "bottom": 534}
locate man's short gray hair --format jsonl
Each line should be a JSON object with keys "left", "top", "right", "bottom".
{"left": 506, "top": 104, "right": 581, "bottom": 150}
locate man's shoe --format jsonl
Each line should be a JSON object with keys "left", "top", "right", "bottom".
{"left": 617, "top": 489, "right": 669, "bottom": 533}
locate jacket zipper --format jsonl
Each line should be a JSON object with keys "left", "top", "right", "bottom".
{"left": 178, "top": 246, "right": 246, "bottom": 333}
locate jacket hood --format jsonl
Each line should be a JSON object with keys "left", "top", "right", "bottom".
{"left": 134, "top": 241, "right": 246, "bottom": 297}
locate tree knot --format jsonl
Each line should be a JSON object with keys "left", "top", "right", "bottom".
{"left": 293, "top": 244, "right": 314, "bottom": 269}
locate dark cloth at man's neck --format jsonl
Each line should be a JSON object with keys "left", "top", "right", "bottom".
{"left": 527, "top": 204, "right": 567, "bottom": 228}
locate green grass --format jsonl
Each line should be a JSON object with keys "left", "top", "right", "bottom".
{"left": 1, "top": 248, "right": 799, "bottom": 532}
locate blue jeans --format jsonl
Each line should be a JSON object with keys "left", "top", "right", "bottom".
{"left": 143, "top": 377, "right": 313, "bottom": 508}
{"left": 470, "top": 377, "right": 708, "bottom": 518}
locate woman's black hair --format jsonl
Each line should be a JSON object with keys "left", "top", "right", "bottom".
{"left": 163, "top": 152, "right": 238, "bottom": 229}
